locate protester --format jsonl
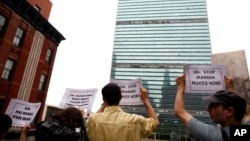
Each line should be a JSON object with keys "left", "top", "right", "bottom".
{"left": 0, "top": 113, "right": 31, "bottom": 141}
{"left": 174, "top": 74, "right": 247, "bottom": 141}
{"left": 0, "top": 114, "right": 12, "bottom": 139}
{"left": 86, "top": 83, "right": 159, "bottom": 141}
{"left": 35, "top": 107, "right": 88, "bottom": 141}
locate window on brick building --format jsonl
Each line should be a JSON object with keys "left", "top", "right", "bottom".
{"left": 1, "top": 59, "right": 15, "bottom": 80}
{"left": 38, "top": 74, "right": 47, "bottom": 91}
{"left": 13, "top": 27, "right": 24, "bottom": 47}
{"left": 45, "top": 48, "right": 53, "bottom": 64}
{"left": 0, "top": 14, "right": 7, "bottom": 36}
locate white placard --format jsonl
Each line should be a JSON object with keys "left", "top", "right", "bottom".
{"left": 59, "top": 88, "right": 97, "bottom": 113}
{"left": 5, "top": 99, "right": 41, "bottom": 127}
{"left": 184, "top": 65, "right": 226, "bottom": 93}
{"left": 110, "top": 78, "right": 143, "bottom": 105}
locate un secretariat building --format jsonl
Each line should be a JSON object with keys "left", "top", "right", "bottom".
{"left": 110, "top": 0, "right": 212, "bottom": 140}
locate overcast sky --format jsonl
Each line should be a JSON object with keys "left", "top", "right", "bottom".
{"left": 46, "top": 0, "right": 250, "bottom": 111}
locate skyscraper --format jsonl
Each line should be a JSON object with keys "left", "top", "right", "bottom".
{"left": 111, "top": 0, "right": 212, "bottom": 140}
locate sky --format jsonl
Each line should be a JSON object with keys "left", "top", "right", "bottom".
{"left": 46, "top": 0, "right": 250, "bottom": 112}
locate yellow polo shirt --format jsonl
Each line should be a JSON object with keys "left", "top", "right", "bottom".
{"left": 86, "top": 106, "right": 157, "bottom": 141}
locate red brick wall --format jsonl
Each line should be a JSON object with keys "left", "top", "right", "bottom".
{"left": 26, "top": 0, "right": 52, "bottom": 20}
{"left": 0, "top": 3, "right": 58, "bottom": 120}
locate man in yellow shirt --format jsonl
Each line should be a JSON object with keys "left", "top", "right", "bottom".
{"left": 86, "top": 83, "right": 159, "bottom": 141}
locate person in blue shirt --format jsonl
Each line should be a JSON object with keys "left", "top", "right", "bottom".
{"left": 174, "top": 75, "right": 246, "bottom": 141}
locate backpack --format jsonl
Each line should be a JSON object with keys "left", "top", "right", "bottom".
{"left": 35, "top": 120, "right": 89, "bottom": 141}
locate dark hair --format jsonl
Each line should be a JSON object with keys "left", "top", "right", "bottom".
{"left": 52, "top": 107, "right": 83, "bottom": 128}
{"left": 0, "top": 114, "right": 12, "bottom": 137}
{"left": 221, "top": 104, "right": 246, "bottom": 121}
{"left": 102, "top": 83, "right": 122, "bottom": 106}
{"left": 219, "top": 90, "right": 246, "bottom": 121}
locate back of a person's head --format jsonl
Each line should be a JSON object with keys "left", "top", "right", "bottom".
{"left": 0, "top": 114, "right": 12, "bottom": 139}
{"left": 102, "top": 83, "right": 122, "bottom": 105}
{"left": 52, "top": 107, "right": 83, "bottom": 128}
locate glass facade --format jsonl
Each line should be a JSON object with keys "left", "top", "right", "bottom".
{"left": 111, "top": 0, "right": 212, "bottom": 140}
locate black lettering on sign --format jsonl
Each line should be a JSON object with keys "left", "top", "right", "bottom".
{"left": 191, "top": 81, "right": 208, "bottom": 85}
{"left": 79, "top": 104, "right": 88, "bottom": 106}
{"left": 15, "top": 110, "right": 22, "bottom": 114}
{"left": 121, "top": 90, "right": 136, "bottom": 93}
{"left": 122, "top": 95, "right": 129, "bottom": 98}
{"left": 130, "top": 95, "right": 139, "bottom": 98}
{"left": 203, "top": 70, "right": 215, "bottom": 74}
{"left": 76, "top": 95, "right": 85, "bottom": 97}
{"left": 25, "top": 107, "right": 31, "bottom": 110}
{"left": 22, "top": 117, "right": 31, "bottom": 121}
{"left": 193, "top": 70, "right": 200, "bottom": 74}
{"left": 80, "top": 100, "right": 89, "bottom": 103}
{"left": 13, "top": 115, "right": 22, "bottom": 120}
{"left": 209, "top": 81, "right": 221, "bottom": 85}
{"left": 22, "top": 112, "right": 33, "bottom": 116}
{"left": 69, "top": 101, "right": 80, "bottom": 103}
{"left": 67, "top": 103, "right": 73, "bottom": 107}
{"left": 196, "top": 76, "right": 215, "bottom": 79}
{"left": 128, "top": 84, "right": 136, "bottom": 88}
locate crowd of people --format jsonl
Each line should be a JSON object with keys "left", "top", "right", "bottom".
{"left": 0, "top": 75, "right": 249, "bottom": 141}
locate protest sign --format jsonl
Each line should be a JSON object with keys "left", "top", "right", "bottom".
{"left": 5, "top": 99, "right": 41, "bottom": 127}
{"left": 110, "top": 78, "right": 142, "bottom": 105}
{"left": 184, "top": 65, "right": 226, "bottom": 93}
{"left": 59, "top": 88, "right": 97, "bottom": 112}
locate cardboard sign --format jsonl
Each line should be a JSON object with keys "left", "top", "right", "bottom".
{"left": 110, "top": 78, "right": 142, "bottom": 105}
{"left": 184, "top": 65, "right": 226, "bottom": 93}
{"left": 59, "top": 88, "right": 97, "bottom": 113}
{"left": 5, "top": 99, "right": 41, "bottom": 127}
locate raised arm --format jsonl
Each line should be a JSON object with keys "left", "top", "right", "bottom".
{"left": 19, "top": 125, "right": 30, "bottom": 141}
{"left": 174, "top": 74, "right": 192, "bottom": 128}
{"left": 140, "top": 87, "right": 160, "bottom": 127}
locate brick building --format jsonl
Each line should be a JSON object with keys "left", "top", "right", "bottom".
{"left": 0, "top": 0, "right": 65, "bottom": 120}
